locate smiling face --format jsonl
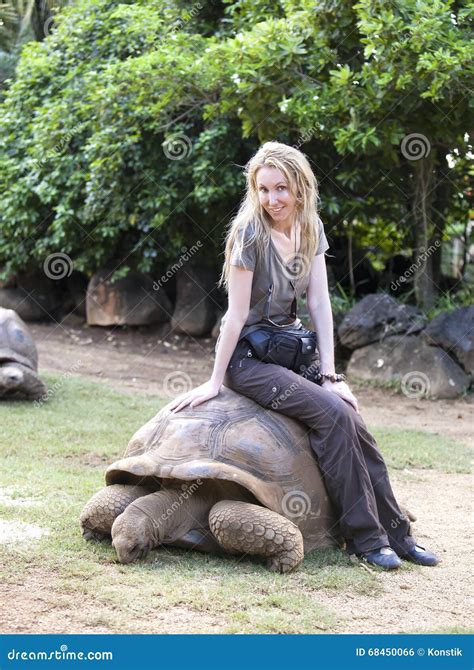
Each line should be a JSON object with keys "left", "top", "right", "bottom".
{"left": 255, "top": 166, "right": 298, "bottom": 228}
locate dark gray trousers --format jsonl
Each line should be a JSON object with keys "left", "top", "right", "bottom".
{"left": 224, "top": 341, "right": 416, "bottom": 556}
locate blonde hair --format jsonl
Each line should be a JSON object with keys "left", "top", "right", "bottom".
{"left": 217, "top": 141, "right": 321, "bottom": 292}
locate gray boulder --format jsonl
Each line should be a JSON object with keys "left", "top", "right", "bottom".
{"left": 65, "top": 270, "right": 89, "bottom": 319}
{"left": 338, "top": 294, "right": 426, "bottom": 350}
{"left": 171, "top": 267, "right": 217, "bottom": 337}
{"left": 0, "top": 286, "right": 60, "bottom": 321}
{"left": 86, "top": 270, "right": 171, "bottom": 327}
{"left": 422, "top": 306, "right": 474, "bottom": 380}
{"left": 347, "top": 335, "right": 470, "bottom": 399}
{"left": 0, "top": 270, "right": 66, "bottom": 321}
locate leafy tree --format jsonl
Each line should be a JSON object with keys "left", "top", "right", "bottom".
{"left": 0, "top": 0, "right": 471, "bottom": 311}
{"left": 0, "top": 0, "right": 250, "bottom": 279}
{"left": 0, "top": 0, "right": 70, "bottom": 86}
{"left": 207, "top": 0, "right": 472, "bottom": 307}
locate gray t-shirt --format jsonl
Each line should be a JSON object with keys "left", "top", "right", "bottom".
{"left": 215, "top": 218, "right": 329, "bottom": 353}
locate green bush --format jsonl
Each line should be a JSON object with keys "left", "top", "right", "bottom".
{"left": 0, "top": 0, "right": 250, "bottom": 278}
{"left": 0, "top": 0, "right": 471, "bottom": 309}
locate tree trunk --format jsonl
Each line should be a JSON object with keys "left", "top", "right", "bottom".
{"left": 347, "top": 221, "right": 355, "bottom": 296}
{"left": 413, "top": 152, "right": 437, "bottom": 310}
{"left": 431, "top": 165, "right": 451, "bottom": 288}
{"left": 32, "top": 0, "right": 53, "bottom": 41}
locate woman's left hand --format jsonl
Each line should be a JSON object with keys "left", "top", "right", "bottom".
{"left": 321, "top": 380, "right": 359, "bottom": 414}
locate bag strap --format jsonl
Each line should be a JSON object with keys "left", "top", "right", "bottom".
{"left": 264, "top": 226, "right": 298, "bottom": 321}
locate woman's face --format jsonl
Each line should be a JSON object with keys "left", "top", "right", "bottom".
{"left": 255, "top": 166, "right": 297, "bottom": 226}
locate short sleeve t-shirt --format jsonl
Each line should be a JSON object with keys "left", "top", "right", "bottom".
{"left": 215, "top": 217, "right": 329, "bottom": 353}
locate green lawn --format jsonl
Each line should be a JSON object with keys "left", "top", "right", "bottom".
{"left": 0, "top": 374, "right": 471, "bottom": 633}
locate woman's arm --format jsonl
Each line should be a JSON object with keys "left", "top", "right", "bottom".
{"left": 209, "top": 265, "right": 253, "bottom": 387}
{"left": 306, "top": 253, "right": 335, "bottom": 374}
{"left": 307, "top": 253, "right": 359, "bottom": 413}
{"left": 168, "top": 265, "right": 253, "bottom": 412}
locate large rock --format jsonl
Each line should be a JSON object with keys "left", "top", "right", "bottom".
{"left": 0, "top": 285, "right": 62, "bottom": 322}
{"left": 338, "top": 293, "right": 426, "bottom": 350}
{"left": 422, "top": 306, "right": 474, "bottom": 380}
{"left": 0, "top": 288, "right": 45, "bottom": 321}
{"left": 347, "top": 335, "right": 470, "bottom": 399}
{"left": 65, "top": 270, "right": 89, "bottom": 319}
{"left": 171, "top": 267, "right": 217, "bottom": 337}
{"left": 86, "top": 270, "right": 171, "bottom": 327}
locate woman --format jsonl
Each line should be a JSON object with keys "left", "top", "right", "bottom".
{"left": 169, "top": 141, "right": 439, "bottom": 570}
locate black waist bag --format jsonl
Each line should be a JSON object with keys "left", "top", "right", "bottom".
{"left": 240, "top": 230, "right": 319, "bottom": 373}
{"left": 244, "top": 324, "right": 318, "bottom": 373}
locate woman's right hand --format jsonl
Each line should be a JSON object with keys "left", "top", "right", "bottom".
{"left": 167, "top": 379, "right": 222, "bottom": 414}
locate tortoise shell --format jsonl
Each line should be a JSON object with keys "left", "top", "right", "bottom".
{"left": 106, "top": 386, "right": 339, "bottom": 552}
{"left": 0, "top": 308, "right": 39, "bottom": 370}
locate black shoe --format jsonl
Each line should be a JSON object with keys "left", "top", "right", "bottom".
{"left": 360, "top": 546, "right": 401, "bottom": 570}
{"left": 400, "top": 544, "right": 439, "bottom": 566}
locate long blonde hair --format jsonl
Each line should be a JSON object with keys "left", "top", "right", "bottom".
{"left": 218, "top": 141, "right": 321, "bottom": 292}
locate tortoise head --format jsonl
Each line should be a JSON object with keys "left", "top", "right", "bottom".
{"left": 0, "top": 362, "right": 46, "bottom": 400}
{"left": 0, "top": 364, "right": 25, "bottom": 392}
{"left": 111, "top": 511, "right": 154, "bottom": 564}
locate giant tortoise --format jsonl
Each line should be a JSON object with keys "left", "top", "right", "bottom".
{"left": 80, "top": 387, "right": 340, "bottom": 573}
{"left": 0, "top": 307, "right": 46, "bottom": 400}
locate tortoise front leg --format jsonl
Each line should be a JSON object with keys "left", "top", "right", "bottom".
{"left": 80, "top": 484, "right": 150, "bottom": 541}
{"left": 208, "top": 501, "right": 304, "bottom": 573}
{"left": 111, "top": 486, "right": 213, "bottom": 564}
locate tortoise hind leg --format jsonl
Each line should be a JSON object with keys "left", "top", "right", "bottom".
{"left": 80, "top": 484, "right": 150, "bottom": 541}
{"left": 208, "top": 501, "right": 304, "bottom": 573}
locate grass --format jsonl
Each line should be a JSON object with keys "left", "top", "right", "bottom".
{"left": 0, "top": 373, "right": 471, "bottom": 633}
{"left": 372, "top": 427, "right": 471, "bottom": 474}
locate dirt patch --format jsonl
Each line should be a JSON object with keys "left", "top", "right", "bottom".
{"left": 31, "top": 317, "right": 216, "bottom": 400}
{"left": 2, "top": 319, "right": 469, "bottom": 634}
{"left": 32, "top": 318, "right": 473, "bottom": 446}
{"left": 317, "top": 469, "right": 473, "bottom": 634}
{"left": 0, "top": 468, "right": 471, "bottom": 634}
{"left": 356, "top": 387, "right": 472, "bottom": 448}
{"left": 0, "top": 520, "right": 49, "bottom": 545}
{"left": 0, "top": 489, "right": 41, "bottom": 508}
{"left": 0, "top": 568, "right": 225, "bottom": 634}
{"left": 0, "top": 572, "right": 114, "bottom": 634}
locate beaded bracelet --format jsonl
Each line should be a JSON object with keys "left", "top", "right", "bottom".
{"left": 317, "top": 372, "right": 347, "bottom": 384}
